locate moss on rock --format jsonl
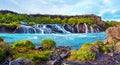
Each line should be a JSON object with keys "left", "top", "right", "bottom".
{"left": 41, "top": 39, "right": 56, "bottom": 50}
{"left": 12, "top": 40, "right": 35, "bottom": 52}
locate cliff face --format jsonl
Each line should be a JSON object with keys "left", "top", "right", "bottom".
{"left": 0, "top": 10, "right": 105, "bottom": 33}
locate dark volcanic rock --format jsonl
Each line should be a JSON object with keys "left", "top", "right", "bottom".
{"left": 9, "top": 58, "right": 32, "bottom": 65}
{"left": 63, "top": 24, "right": 75, "bottom": 33}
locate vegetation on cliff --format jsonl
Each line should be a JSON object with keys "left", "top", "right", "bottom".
{"left": 0, "top": 10, "right": 102, "bottom": 27}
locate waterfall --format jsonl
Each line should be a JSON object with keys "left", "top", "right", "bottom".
{"left": 33, "top": 28, "right": 36, "bottom": 33}
{"left": 17, "top": 25, "right": 37, "bottom": 33}
{"left": 16, "top": 24, "right": 101, "bottom": 34}
{"left": 54, "top": 24, "right": 63, "bottom": 33}
{"left": 76, "top": 24, "right": 79, "bottom": 33}
{"left": 41, "top": 29, "right": 44, "bottom": 34}
{"left": 43, "top": 25, "right": 46, "bottom": 29}
{"left": 62, "top": 26, "right": 71, "bottom": 33}
{"left": 84, "top": 23, "right": 88, "bottom": 34}
{"left": 90, "top": 26, "right": 94, "bottom": 33}
{"left": 97, "top": 28, "right": 100, "bottom": 32}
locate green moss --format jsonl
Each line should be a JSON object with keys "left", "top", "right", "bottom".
{"left": 12, "top": 40, "right": 35, "bottom": 52}
{"left": 12, "top": 50, "right": 50, "bottom": 61}
{"left": 41, "top": 39, "right": 56, "bottom": 49}
{"left": 0, "top": 48, "right": 6, "bottom": 62}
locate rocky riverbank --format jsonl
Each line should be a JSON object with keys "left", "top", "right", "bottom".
{"left": 1, "top": 26, "right": 120, "bottom": 65}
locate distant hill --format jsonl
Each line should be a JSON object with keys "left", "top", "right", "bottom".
{"left": 0, "top": 10, "right": 18, "bottom": 15}
{"left": 0, "top": 10, "right": 101, "bottom": 20}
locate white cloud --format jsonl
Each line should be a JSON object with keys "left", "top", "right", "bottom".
{"left": 1, "top": 0, "right": 120, "bottom": 21}
{"left": 103, "top": 0, "right": 111, "bottom": 4}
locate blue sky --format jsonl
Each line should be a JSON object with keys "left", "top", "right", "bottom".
{"left": 0, "top": 0, "right": 120, "bottom": 21}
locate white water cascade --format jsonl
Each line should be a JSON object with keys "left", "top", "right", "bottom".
{"left": 84, "top": 23, "right": 88, "bottom": 34}
{"left": 76, "top": 24, "right": 79, "bottom": 33}
{"left": 15, "top": 24, "right": 101, "bottom": 34}
{"left": 18, "top": 25, "right": 37, "bottom": 33}
{"left": 90, "top": 26, "right": 94, "bottom": 33}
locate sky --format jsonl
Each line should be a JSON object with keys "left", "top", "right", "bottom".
{"left": 0, "top": 0, "right": 120, "bottom": 21}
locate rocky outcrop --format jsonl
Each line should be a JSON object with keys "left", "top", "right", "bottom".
{"left": 47, "top": 46, "right": 71, "bottom": 65}
{"left": 104, "top": 37, "right": 117, "bottom": 44}
{"left": 0, "top": 27, "right": 16, "bottom": 33}
{"left": 105, "top": 26, "right": 120, "bottom": 52}
{"left": 105, "top": 26, "right": 120, "bottom": 39}
{"left": 114, "top": 42, "right": 120, "bottom": 52}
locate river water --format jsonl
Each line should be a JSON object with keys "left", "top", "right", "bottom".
{"left": 0, "top": 32, "right": 107, "bottom": 49}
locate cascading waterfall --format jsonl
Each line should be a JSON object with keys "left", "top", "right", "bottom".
{"left": 90, "top": 26, "right": 94, "bottom": 33}
{"left": 15, "top": 23, "right": 101, "bottom": 34}
{"left": 18, "top": 25, "right": 36, "bottom": 33}
{"left": 76, "top": 24, "right": 79, "bottom": 33}
{"left": 97, "top": 28, "right": 100, "bottom": 32}
{"left": 84, "top": 23, "right": 88, "bottom": 34}
{"left": 55, "top": 24, "right": 70, "bottom": 33}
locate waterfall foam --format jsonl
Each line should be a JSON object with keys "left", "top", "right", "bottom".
{"left": 15, "top": 24, "right": 101, "bottom": 34}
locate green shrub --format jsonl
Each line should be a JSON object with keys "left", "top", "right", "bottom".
{"left": 0, "top": 42, "right": 10, "bottom": 52}
{"left": 0, "top": 48, "right": 6, "bottom": 62}
{"left": 29, "top": 22, "right": 35, "bottom": 26}
{"left": 41, "top": 39, "right": 56, "bottom": 49}
{"left": 79, "top": 43, "right": 92, "bottom": 51}
{"left": 68, "top": 43, "right": 96, "bottom": 61}
{"left": 12, "top": 40, "right": 35, "bottom": 52}
{"left": 101, "top": 46, "right": 108, "bottom": 53}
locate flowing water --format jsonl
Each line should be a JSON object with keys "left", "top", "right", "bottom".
{"left": 0, "top": 32, "right": 107, "bottom": 49}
